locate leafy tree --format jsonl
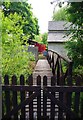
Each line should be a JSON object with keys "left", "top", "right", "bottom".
{"left": 2, "top": 1, "right": 39, "bottom": 40}
{"left": 1, "top": 11, "right": 35, "bottom": 79}
{"left": 41, "top": 33, "right": 48, "bottom": 48}
{"left": 52, "top": 7, "right": 67, "bottom": 21}
{"left": 52, "top": 1, "right": 83, "bottom": 76}
{"left": 34, "top": 33, "right": 48, "bottom": 48}
{"left": 35, "top": 34, "right": 42, "bottom": 43}
{"left": 65, "top": 2, "right": 83, "bottom": 69}
{"left": 1, "top": 1, "right": 40, "bottom": 79}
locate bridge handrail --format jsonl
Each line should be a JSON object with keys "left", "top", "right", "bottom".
{"left": 48, "top": 49, "right": 72, "bottom": 63}
{"left": 47, "top": 49, "right": 73, "bottom": 85}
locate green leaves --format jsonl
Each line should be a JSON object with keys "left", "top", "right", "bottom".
{"left": 2, "top": 11, "right": 35, "bottom": 79}
{"left": 34, "top": 33, "right": 48, "bottom": 48}
{"left": 52, "top": 7, "right": 67, "bottom": 21}
{"left": 65, "top": 2, "right": 83, "bottom": 75}
{"left": 1, "top": 1, "right": 39, "bottom": 79}
{"left": 2, "top": 1, "right": 39, "bottom": 39}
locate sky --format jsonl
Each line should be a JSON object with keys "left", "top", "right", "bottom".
{"left": 28, "top": 0, "right": 83, "bottom": 34}
{"left": 28, "top": 0, "right": 54, "bottom": 33}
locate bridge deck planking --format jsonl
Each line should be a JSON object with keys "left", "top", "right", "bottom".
{"left": 33, "top": 59, "right": 53, "bottom": 86}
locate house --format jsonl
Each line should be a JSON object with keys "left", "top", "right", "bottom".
{"left": 48, "top": 21, "right": 71, "bottom": 58}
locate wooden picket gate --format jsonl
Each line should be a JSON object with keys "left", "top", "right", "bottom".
{"left": 2, "top": 74, "right": 83, "bottom": 120}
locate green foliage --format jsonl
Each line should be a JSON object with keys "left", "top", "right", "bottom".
{"left": 42, "top": 33, "right": 48, "bottom": 48}
{"left": 35, "top": 33, "right": 48, "bottom": 47}
{"left": 52, "top": 7, "right": 67, "bottom": 21}
{"left": 1, "top": 1, "right": 40, "bottom": 79}
{"left": 65, "top": 2, "right": 83, "bottom": 71}
{"left": 52, "top": 2, "right": 83, "bottom": 75}
{"left": 1, "top": 11, "right": 35, "bottom": 79}
{"left": 66, "top": 39, "right": 83, "bottom": 67}
{"left": 34, "top": 34, "right": 42, "bottom": 43}
{"left": 73, "top": 66, "right": 83, "bottom": 78}
{"left": 2, "top": 1, "right": 39, "bottom": 40}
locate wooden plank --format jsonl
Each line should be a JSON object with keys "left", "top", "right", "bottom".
{"left": 48, "top": 50, "right": 72, "bottom": 63}
{"left": 4, "top": 75, "right": 11, "bottom": 119}
{"left": 3, "top": 92, "right": 40, "bottom": 119}
{"left": 0, "top": 75, "right": 2, "bottom": 120}
{"left": 2, "top": 85, "right": 40, "bottom": 91}
{"left": 2, "top": 92, "right": 4, "bottom": 117}
{"left": 74, "top": 76, "right": 81, "bottom": 118}
{"left": 43, "top": 86, "right": 83, "bottom": 92}
{"left": 37, "top": 75, "right": 41, "bottom": 119}
{"left": 48, "top": 54, "right": 51, "bottom": 67}
{"left": 66, "top": 64, "right": 72, "bottom": 120}
{"left": 57, "top": 57, "right": 60, "bottom": 85}
{"left": 43, "top": 76, "right": 47, "bottom": 117}
{"left": 12, "top": 75, "right": 18, "bottom": 119}
{"left": 52, "top": 53, "right": 55, "bottom": 75}
{"left": 64, "top": 68, "right": 68, "bottom": 84}
{"left": 45, "top": 92, "right": 77, "bottom": 119}
{"left": 51, "top": 76, "right": 55, "bottom": 120}
{"left": 58, "top": 76, "right": 64, "bottom": 120}
{"left": 20, "top": 75, "right": 25, "bottom": 119}
{"left": 28, "top": 75, "right": 33, "bottom": 119}
{"left": 52, "top": 53, "right": 54, "bottom": 67}
{"left": 58, "top": 92, "right": 63, "bottom": 120}
{"left": 59, "top": 59, "right": 64, "bottom": 76}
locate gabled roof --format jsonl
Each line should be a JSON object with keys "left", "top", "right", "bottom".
{"left": 48, "top": 21, "right": 71, "bottom": 31}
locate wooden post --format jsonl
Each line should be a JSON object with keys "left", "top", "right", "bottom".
{"left": 12, "top": 75, "right": 18, "bottom": 119}
{"left": 0, "top": 75, "right": 2, "bottom": 120}
{"left": 20, "top": 75, "right": 25, "bottom": 119}
{"left": 37, "top": 75, "right": 41, "bottom": 119}
{"left": 43, "top": 76, "right": 47, "bottom": 117}
{"left": 66, "top": 62, "right": 73, "bottom": 120}
{"left": 51, "top": 76, "right": 56, "bottom": 120}
{"left": 52, "top": 53, "right": 55, "bottom": 75}
{"left": 28, "top": 74, "right": 33, "bottom": 120}
{"left": 49, "top": 55, "right": 52, "bottom": 67}
{"left": 74, "top": 76, "right": 81, "bottom": 118}
{"left": 4, "top": 75, "right": 11, "bottom": 119}
{"left": 58, "top": 73, "right": 64, "bottom": 120}
{"left": 52, "top": 52, "right": 54, "bottom": 67}
{"left": 67, "top": 62, "right": 73, "bottom": 85}
{"left": 58, "top": 90, "right": 63, "bottom": 120}
{"left": 57, "top": 56, "right": 60, "bottom": 85}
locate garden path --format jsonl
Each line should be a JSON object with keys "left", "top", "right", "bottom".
{"left": 33, "top": 59, "right": 53, "bottom": 86}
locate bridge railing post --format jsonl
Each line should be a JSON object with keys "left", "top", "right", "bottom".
{"left": 47, "top": 50, "right": 73, "bottom": 86}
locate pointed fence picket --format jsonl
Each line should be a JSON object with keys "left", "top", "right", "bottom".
{"left": 2, "top": 74, "right": 83, "bottom": 120}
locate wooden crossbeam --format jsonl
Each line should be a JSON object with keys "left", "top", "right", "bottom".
{"left": 2, "top": 91, "right": 40, "bottom": 119}
{"left": 2, "top": 85, "right": 40, "bottom": 91}
{"left": 44, "top": 91, "right": 78, "bottom": 119}
{"left": 43, "top": 86, "right": 83, "bottom": 92}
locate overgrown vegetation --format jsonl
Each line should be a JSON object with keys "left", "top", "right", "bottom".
{"left": 52, "top": 2, "right": 83, "bottom": 77}
{"left": 52, "top": 7, "right": 67, "bottom": 21}
{"left": 65, "top": 2, "right": 83, "bottom": 77}
{"left": 2, "top": 1, "right": 39, "bottom": 40}
{"left": 35, "top": 32, "right": 48, "bottom": 48}
{"left": 1, "top": 1, "right": 39, "bottom": 79}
